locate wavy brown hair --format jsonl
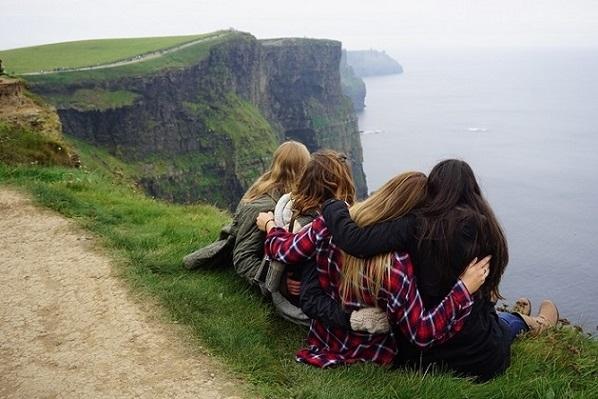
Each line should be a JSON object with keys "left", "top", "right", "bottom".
{"left": 339, "top": 172, "right": 428, "bottom": 304}
{"left": 241, "top": 141, "right": 310, "bottom": 203}
{"left": 292, "top": 150, "right": 356, "bottom": 217}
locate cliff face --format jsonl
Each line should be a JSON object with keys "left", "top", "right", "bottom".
{"left": 260, "top": 39, "right": 367, "bottom": 196}
{"left": 28, "top": 33, "right": 367, "bottom": 208}
{"left": 340, "top": 50, "right": 366, "bottom": 112}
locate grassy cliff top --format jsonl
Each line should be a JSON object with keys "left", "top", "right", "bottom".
{"left": 0, "top": 32, "right": 224, "bottom": 74}
{"left": 260, "top": 37, "right": 340, "bottom": 47}
{"left": 0, "top": 31, "right": 246, "bottom": 85}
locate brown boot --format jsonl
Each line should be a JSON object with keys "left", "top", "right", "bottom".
{"left": 512, "top": 297, "right": 532, "bottom": 316}
{"left": 520, "top": 300, "right": 559, "bottom": 336}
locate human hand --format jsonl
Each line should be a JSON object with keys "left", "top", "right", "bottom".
{"left": 460, "top": 255, "right": 492, "bottom": 294}
{"left": 350, "top": 307, "right": 390, "bottom": 334}
{"left": 286, "top": 277, "right": 301, "bottom": 296}
{"left": 256, "top": 211, "right": 275, "bottom": 232}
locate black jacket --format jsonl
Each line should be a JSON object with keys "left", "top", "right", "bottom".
{"left": 282, "top": 211, "right": 352, "bottom": 330}
{"left": 322, "top": 199, "right": 511, "bottom": 381}
{"left": 299, "top": 260, "right": 351, "bottom": 330}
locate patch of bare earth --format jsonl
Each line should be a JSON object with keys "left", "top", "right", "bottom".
{"left": 0, "top": 188, "right": 248, "bottom": 399}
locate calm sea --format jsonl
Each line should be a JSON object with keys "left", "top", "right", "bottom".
{"left": 357, "top": 47, "right": 598, "bottom": 333}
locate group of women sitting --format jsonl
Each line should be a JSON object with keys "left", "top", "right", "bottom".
{"left": 222, "top": 140, "right": 558, "bottom": 381}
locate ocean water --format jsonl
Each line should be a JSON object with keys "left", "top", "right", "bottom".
{"left": 357, "top": 47, "right": 598, "bottom": 333}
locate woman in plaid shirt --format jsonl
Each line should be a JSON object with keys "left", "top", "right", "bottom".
{"left": 257, "top": 172, "right": 490, "bottom": 368}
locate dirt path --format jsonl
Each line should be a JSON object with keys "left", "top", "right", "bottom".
{"left": 0, "top": 188, "right": 247, "bottom": 399}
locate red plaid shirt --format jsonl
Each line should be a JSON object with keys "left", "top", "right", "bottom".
{"left": 265, "top": 216, "right": 474, "bottom": 368}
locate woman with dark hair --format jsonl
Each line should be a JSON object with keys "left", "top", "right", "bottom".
{"left": 322, "top": 159, "right": 558, "bottom": 381}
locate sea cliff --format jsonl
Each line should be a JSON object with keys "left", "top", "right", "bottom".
{"left": 345, "top": 49, "right": 403, "bottom": 77}
{"left": 24, "top": 32, "right": 367, "bottom": 208}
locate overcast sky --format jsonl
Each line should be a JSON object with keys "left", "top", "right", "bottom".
{"left": 2, "top": 0, "right": 598, "bottom": 51}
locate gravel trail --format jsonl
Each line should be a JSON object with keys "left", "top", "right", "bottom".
{"left": 0, "top": 188, "right": 247, "bottom": 399}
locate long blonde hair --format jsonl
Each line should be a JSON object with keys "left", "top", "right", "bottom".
{"left": 241, "top": 141, "right": 310, "bottom": 203}
{"left": 339, "top": 172, "right": 427, "bottom": 304}
{"left": 292, "top": 150, "right": 356, "bottom": 216}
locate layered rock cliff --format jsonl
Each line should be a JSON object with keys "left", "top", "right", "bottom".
{"left": 27, "top": 32, "right": 367, "bottom": 209}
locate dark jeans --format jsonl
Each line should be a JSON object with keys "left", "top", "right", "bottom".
{"left": 497, "top": 311, "right": 529, "bottom": 343}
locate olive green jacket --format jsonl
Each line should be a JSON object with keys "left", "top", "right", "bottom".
{"left": 230, "top": 193, "right": 280, "bottom": 284}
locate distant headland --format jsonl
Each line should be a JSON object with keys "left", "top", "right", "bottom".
{"left": 340, "top": 49, "right": 403, "bottom": 111}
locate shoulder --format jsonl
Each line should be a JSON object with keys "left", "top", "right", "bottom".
{"left": 240, "top": 193, "right": 278, "bottom": 213}
{"left": 453, "top": 207, "right": 485, "bottom": 240}
{"left": 275, "top": 193, "right": 293, "bottom": 210}
{"left": 274, "top": 193, "right": 294, "bottom": 227}
{"left": 294, "top": 210, "right": 318, "bottom": 229}
{"left": 232, "top": 196, "right": 273, "bottom": 231}
{"left": 304, "top": 215, "right": 329, "bottom": 239}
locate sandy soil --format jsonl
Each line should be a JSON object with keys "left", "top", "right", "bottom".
{"left": 0, "top": 188, "right": 247, "bottom": 399}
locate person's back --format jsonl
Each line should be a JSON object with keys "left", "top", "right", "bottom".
{"left": 231, "top": 192, "right": 281, "bottom": 282}
{"left": 230, "top": 140, "right": 310, "bottom": 283}
{"left": 396, "top": 209, "right": 511, "bottom": 381}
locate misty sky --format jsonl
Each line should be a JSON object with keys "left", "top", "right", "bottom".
{"left": 2, "top": 0, "right": 598, "bottom": 51}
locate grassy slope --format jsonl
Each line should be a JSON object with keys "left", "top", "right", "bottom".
{"left": 0, "top": 122, "right": 74, "bottom": 166}
{"left": 184, "top": 92, "right": 279, "bottom": 188}
{"left": 0, "top": 34, "right": 212, "bottom": 74}
{"left": 0, "top": 160, "right": 596, "bottom": 399}
{"left": 57, "top": 92, "right": 278, "bottom": 207}
{"left": 46, "top": 89, "right": 140, "bottom": 111}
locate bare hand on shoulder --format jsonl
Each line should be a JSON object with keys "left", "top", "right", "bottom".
{"left": 460, "top": 255, "right": 492, "bottom": 294}
{"left": 256, "top": 211, "right": 275, "bottom": 232}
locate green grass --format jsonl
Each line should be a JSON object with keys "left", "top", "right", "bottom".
{"left": 67, "top": 136, "right": 230, "bottom": 207}
{"left": 0, "top": 122, "right": 75, "bottom": 167}
{"left": 6, "top": 31, "right": 241, "bottom": 86}
{"left": 0, "top": 33, "right": 213, "bottom": 74}
{"left": 0, "top": 163, "right": 596, "bottom": 398}
{"left": 184, "top": 92, "right": 279, "bottom": 188}
{"left": 63, "top": 92, "right": 276, "bottom": 207}
{"left": 46, "top": 88, "right": 140, "bottom": 111}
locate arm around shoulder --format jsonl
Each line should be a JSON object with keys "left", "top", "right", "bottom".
{"left": 322, "top": 199, "right": 415, "bottom": 257}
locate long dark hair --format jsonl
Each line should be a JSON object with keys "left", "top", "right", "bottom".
{"left": 416, "top": 159, "right": 508, "bottom": 300}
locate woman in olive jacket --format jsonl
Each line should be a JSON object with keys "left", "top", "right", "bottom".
{"left": 230, "top": 141, "right": 310, "bottom": 283}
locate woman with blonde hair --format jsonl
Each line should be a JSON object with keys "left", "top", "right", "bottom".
{"left": 230, "top": 140, "right": 310, "bottom": 283}
{"left": 257, "top": 172, "right": 490, "bottom": 367}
